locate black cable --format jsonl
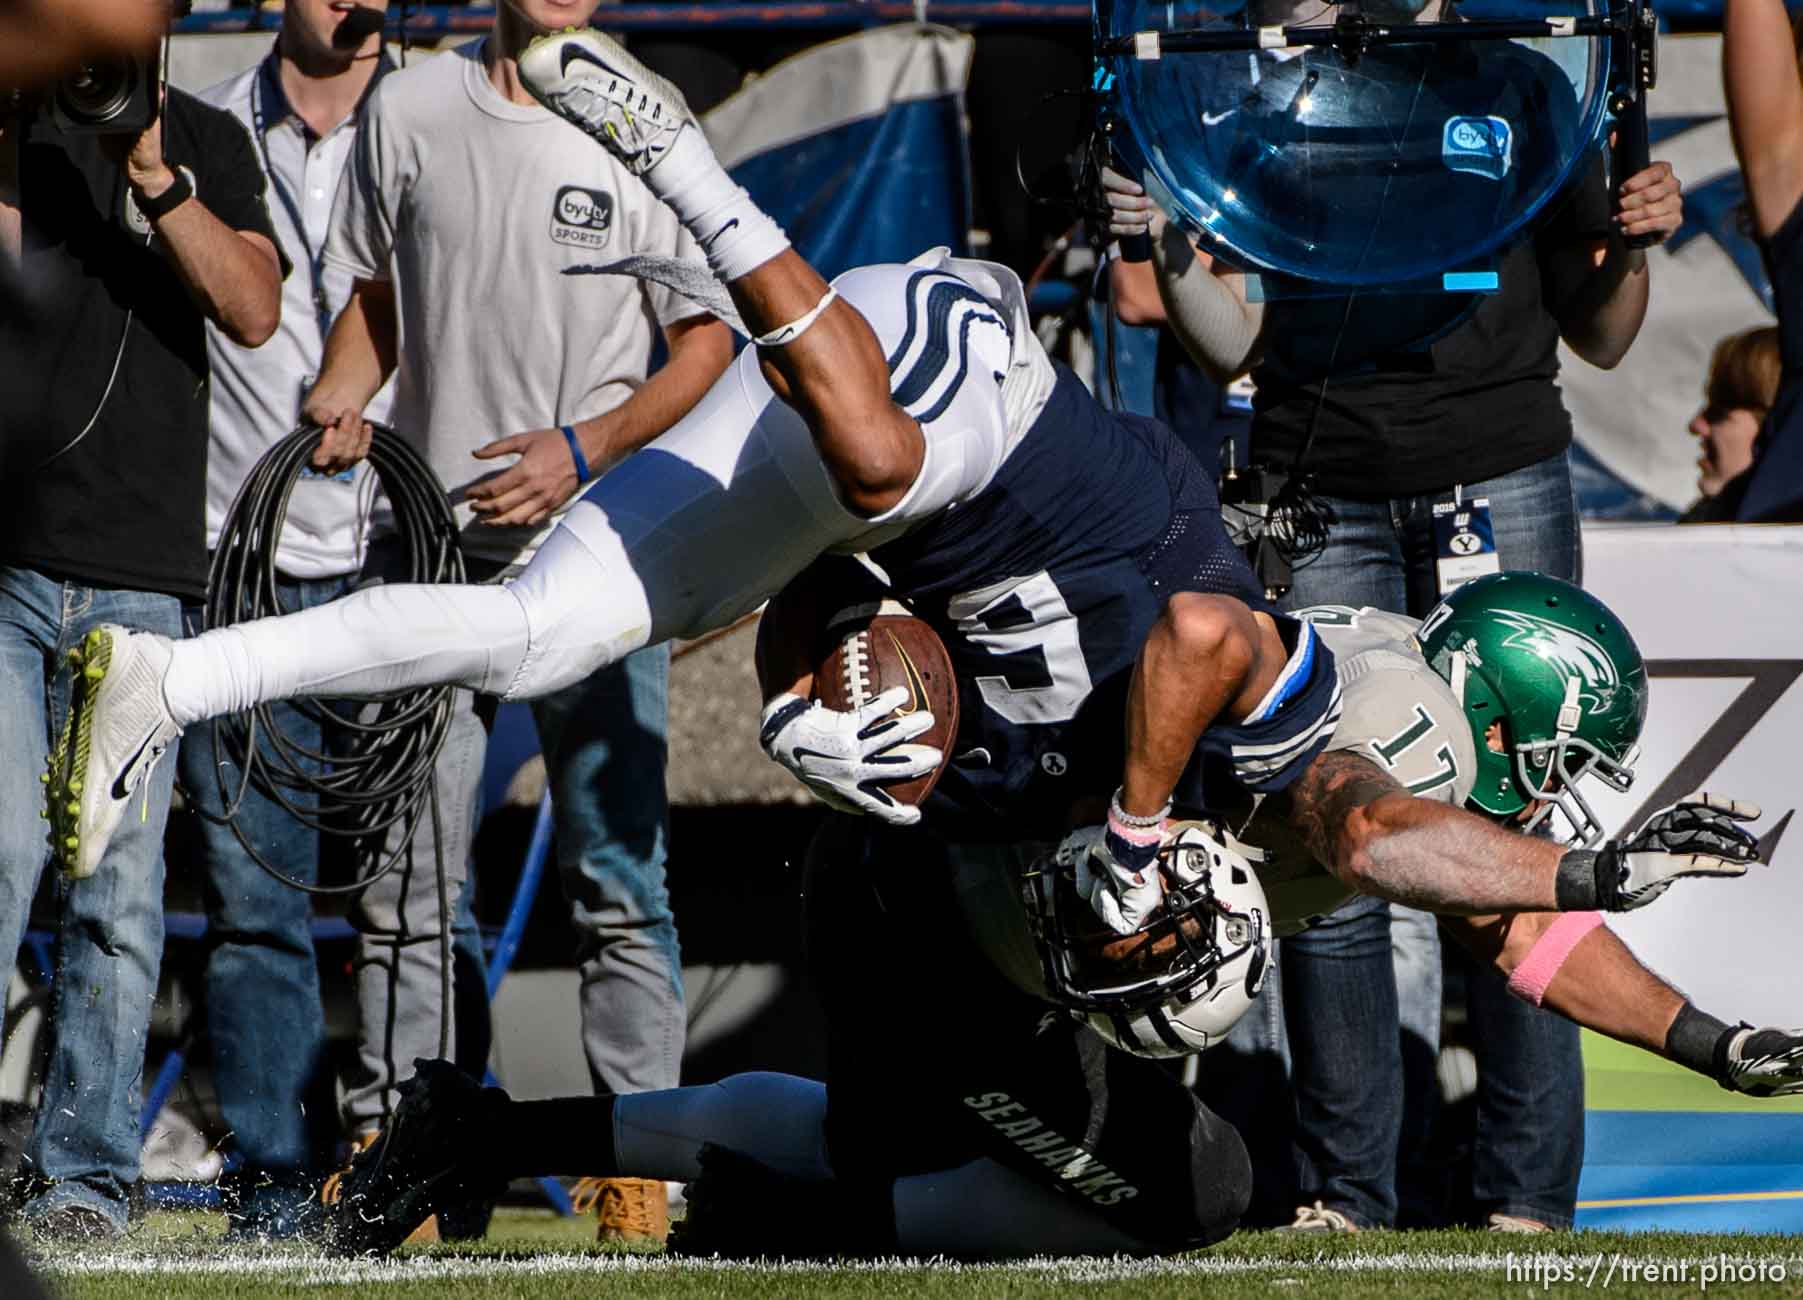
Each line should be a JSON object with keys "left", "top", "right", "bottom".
{"left": 194, "top": 422, "right": 465, "bottom": 897}
{"left": 1261, "top": 50, "right": 1436, "bottom": 578}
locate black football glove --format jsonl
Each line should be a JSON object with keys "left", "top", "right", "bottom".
{"left": 1719, "top": 1025, "right": 1803, "bottom": 1098}
{"left": 1558, "top": 792, "right": 1761, "bottom": 912}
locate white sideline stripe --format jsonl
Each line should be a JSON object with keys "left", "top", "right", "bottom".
{"left": 36, "top": 1250, "right": 1803, "bottom": 1282}
{"left": 704, "top": 25, "right": 974, "bottom": 169}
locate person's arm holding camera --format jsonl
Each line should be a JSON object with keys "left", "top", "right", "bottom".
{"left": 1541, "top": 158, "right": 1682, "bottom": 370}
{"left": 109, "top": 106, "right": 281, "bottom": 348}
{"left": 1724, "top": 0, "right": 1803, "bottom": 240}
{"left": 1100, "top": 166, "right": 1264, "bottom": 385}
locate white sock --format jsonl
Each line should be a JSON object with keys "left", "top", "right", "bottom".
{"left": 161, "top": 583, "right": 530, "bottom": 726}
{"left": 647, "top": 126, "right": 790, "bottom": 283}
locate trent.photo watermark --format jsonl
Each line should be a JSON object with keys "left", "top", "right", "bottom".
{"left": 1507, "top": 1252, "right": 1791, "bottom": 1290}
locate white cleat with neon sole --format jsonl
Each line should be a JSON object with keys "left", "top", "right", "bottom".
{"left": 518, "top": 28, "right": 693, "bottom": 177}
{"left": 44, "top": 624, "right": 181, "bottom": 880}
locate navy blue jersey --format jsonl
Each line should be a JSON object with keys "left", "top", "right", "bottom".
{"left": 806, "top": 364, "right": 1342, "bottom": 841}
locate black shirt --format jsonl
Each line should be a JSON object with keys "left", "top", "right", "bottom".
{"left": 1249, "top": 155, "right": 1612, "bottom": 502}
{"left": 1738, "top": 198, "right": 1803, "bottom": 522}
{"left": 0, "top": 88, "right": 282, "bottom": 599}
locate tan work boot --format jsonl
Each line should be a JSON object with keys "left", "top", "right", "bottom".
{"left": 320, "top": 1131, "right": 441, "bottom": 1245}
{"left": 571, "top": 1176, "right": 669, "bottom": 1245}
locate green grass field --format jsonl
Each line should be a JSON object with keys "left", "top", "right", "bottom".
{"left": 23, "top": 1211, "right": 1803, "bottom": 1299}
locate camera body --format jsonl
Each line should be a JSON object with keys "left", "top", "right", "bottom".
{"left": 1219, "top": 454, "right": 1297, "bottom": 602}
{"left": 48, "top": 54, "right": 157, "bottom": 135}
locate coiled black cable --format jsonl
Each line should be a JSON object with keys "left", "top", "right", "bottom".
{"left": 195, "top": 422, "right": 465, "bottom": 897}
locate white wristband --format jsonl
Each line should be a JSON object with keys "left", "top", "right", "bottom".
{"left": 754, "top": 287, "right": 839, "bottom": 348}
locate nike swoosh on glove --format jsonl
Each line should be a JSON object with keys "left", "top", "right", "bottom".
{"left": 1719, "top": 1025, "right": 1803, "bottom": 1097}
{"left": 1583, "top": 792, "right": 1762, "bottom": 911}
{"left": 758, "top": 690, "right": 941, "bottom": 826}
{"left": 1057, "top": 824, "right": 1165, "bottom": 937}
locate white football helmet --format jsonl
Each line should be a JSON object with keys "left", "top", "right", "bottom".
{"left": 1022, "top": 820, "right": 1272, "bottom": 1058}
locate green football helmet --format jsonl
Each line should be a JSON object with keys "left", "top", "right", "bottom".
{"left": 1416, "top": 571, "right": 1648, "bottom": 846}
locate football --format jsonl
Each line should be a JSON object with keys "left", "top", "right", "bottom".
{"left": 813, "top": 611, "right": 959, "bottom": 807}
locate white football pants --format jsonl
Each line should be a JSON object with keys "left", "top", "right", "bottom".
{"left": 160, "top": 259, "right": 1015, "bottom": 728}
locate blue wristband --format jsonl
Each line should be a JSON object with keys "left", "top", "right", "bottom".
{"left": 561, "top": 424, "right": 592, "bottom": 485}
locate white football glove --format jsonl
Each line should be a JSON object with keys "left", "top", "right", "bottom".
{"left": 1582, "top": 792, "right": 1762, "bottom": 911}
{"left": 1100, "top": 166, "right": 1168, "bottom": 244}
{"left": 758, "top": 690, "right": 941, "bottom": 827}
{"left": 1057, "top": 824, "right": 1165, "bottom": 937}
{"left": 1721, "top": 1026, "right": 1803, "bottom": 1098}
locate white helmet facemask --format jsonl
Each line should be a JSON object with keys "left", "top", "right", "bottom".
{"left": 1022, "top": 820, "right": 1273, "bottom": 1058}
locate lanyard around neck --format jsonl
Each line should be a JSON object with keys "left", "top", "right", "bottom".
{"left": 251, "top": 65, "right": 334, "bottom": 340}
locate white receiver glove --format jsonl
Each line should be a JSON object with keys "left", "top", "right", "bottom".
{"left": 1057, "top": 823, "right": 1166, "bottom": 937}
{"left": 758, "top": 690, "right": 941, "bottom": 826}
{"left": 1722, "top": 1025, "right": 1803, "bottom": 1098}
{"left": 1561, "top": 792, "right": 1762, "bottom": 911}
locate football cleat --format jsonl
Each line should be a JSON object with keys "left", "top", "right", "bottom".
{"left": 519, "top": 28, "right": 692, "bottom": 176}
{"left": 44, "top": 624, "right": 181, "bottom": 880}
{"left": 326, "top": 1059, "right": 508, "bottom": 1257}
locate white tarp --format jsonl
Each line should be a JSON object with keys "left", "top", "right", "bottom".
{"left": 1582, "top": 522, "right": 1803, "bottom": 1022}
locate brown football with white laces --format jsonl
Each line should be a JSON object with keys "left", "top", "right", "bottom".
{"left": 812, "top": 613, "right": 959, "bottom": 807}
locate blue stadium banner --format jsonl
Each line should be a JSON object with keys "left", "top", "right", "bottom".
{"left": 701, "top": 24, "right": 976, "bottom": 282}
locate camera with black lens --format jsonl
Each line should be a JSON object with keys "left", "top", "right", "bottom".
{"left": 48, "top": 55, "right": 158, "bottom": 135}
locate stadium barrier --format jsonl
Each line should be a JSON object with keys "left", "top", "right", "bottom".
{"left": 1578, "top": 521, "right": 1803, "bottom": 1232}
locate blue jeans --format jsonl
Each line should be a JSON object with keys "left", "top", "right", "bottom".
{"left": 177, "top": 576, "right": 351, "bottom": 1225}
{"left": 1266, "top": 451, "right": 1586, "bottom": 1227}
{"left": 532, "top": 642, "right": 684, "bottom": 1094}
{"left": 0, "top": 567, "right": 184, "bottom": 1231}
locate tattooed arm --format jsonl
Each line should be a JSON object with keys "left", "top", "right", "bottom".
{"left": 1277, "top": 749, "right": 1565, "bottom": 914}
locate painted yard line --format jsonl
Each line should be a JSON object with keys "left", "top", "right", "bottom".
{"left": 1578, "top": 1189, "right": 1803, "bottom": 1209}
{"left": 33, "top": 1249, "right": 1803, "bottom": 1283}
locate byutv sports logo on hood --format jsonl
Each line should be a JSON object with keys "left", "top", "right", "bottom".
{"left": 551, "top": 185, "right": 613, "bottom": 249}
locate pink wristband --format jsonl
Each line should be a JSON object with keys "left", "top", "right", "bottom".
{"left": 1105, "top": 810, "right": 1165, "bottom": 850}
{"left": 1506, "top": 911, "right": 1605, "bottom": 1007}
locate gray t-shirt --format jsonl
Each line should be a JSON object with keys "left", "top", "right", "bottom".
{"left": 323, "top": 38, "right": 707, "bottom": 565}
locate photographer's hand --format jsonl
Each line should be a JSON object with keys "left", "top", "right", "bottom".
{"left": 100, "top": 87, "right": 282, "bottom": 347}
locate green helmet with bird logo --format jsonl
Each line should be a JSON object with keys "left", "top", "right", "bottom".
{"left": 1415, "top": 571, "right": 1647, "bottom": 846}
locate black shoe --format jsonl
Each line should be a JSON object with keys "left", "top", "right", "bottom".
{"left": 326, "top": 1059, "right": 509, "bottom": 1257}
{"left": 668, "top": 1144, "right": 887, "bottom": 1261}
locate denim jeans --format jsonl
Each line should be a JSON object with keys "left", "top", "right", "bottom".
{"left": 1251, "top": 450, "right": 1586, "bottom": 1227}
{"left": 532, "top": 642, "right": 684, "bottom": 1094}
{"left": 0, "top": 566, "right": 184, "bottom": 1231}
{"left": 177, "top": 576, "right": 351, "bottom": 1226}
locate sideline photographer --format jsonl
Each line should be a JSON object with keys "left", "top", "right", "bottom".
{"left": 0, "top": 7, "right": 283, "bottom": 1240}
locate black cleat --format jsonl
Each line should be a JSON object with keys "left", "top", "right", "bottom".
{"left": 326, "top": 1059, "right": 510, "bottom": 1257}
